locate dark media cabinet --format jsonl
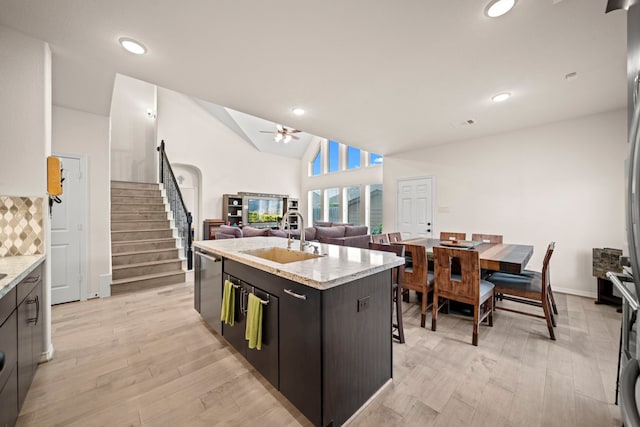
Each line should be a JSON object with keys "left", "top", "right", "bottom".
{"left": 221, "top": 192, "right": 298, "bottom": 230}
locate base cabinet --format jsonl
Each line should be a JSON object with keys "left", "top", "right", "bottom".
{"left": 17, "top": 278, "right": 42, "bottom": 410}
{"left": 222, "top": 259, "right": 391, "bottom": 427}
{"left": 0, "top": 306, "right": 18, "bottom": 427}
{"left": 222, "top": 274, "right": 279, "bottom": 388}
{"left": 0, "top": 262, "right": 43, "bottom": 427}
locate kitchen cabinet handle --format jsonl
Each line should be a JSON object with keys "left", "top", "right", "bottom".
{"left": 0, "top": 351, "right": 4, "bottom": 373}
{"left": 23, "top": 275, "right": 41, "bottom": 284}
{"left": 27, "top": 295, "right": 39, "bottom": 323}
{"left": 284, "top": 289, "right": 307, "bottom": 301}
{"left": 196, "top": 252, "right": 221, "bottom": 263}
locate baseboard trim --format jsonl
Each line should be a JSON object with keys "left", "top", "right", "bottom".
{"left": 99, "top": 273, "right": 112, "bottom": 298}
{"left": 40, "top": 343, "right": 55, "bottom": 363}
{"left": 343, "top": 378, "right": 392, "bottom": 426}
{"left": 553, "top": 286, "right": 596, "bottom": 299}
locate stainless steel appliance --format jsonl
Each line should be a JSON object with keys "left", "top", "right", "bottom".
{"left": 194, "top": 248, "right": 222, "bottom": 334}
{"left": 607, "top": 1, "right": 640, "bottom": 424}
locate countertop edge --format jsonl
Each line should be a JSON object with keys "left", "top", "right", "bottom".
{"left": 0, "top": 255, "right": 46, "bottom": 300}
{"left": 194, "top": 238, "right": 404, "bottom": 290}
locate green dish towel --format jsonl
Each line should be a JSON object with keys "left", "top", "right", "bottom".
{"left": 221, "top": 280, "right": 235, "bottom": 326}
{"left": 245, "top": 293, "right": 263, "bottom": 350}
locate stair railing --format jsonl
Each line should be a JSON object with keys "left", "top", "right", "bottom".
{"left": 158, "top": 140, "right": 193, "bottom": 270}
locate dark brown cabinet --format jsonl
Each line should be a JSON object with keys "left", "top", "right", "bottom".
{"left": 220, "top": 259, "right": 391, "bottom": 427}
{"left": 222, "top": 274, "right": 279, "bottom": 389}
{"left": 17, "top": 272, "right": 42, "bottom": 410}
{"left": 279, "top": 281, "right": 322, "bottom": 425}
{"left": 0, "top": 261, "right": 43, "bottom": 427}
{"left": 0, "top": 287, "right": 18, "bottom": 427}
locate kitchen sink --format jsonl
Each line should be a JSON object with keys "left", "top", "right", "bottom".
{"left": 242, "top": 247, "right": 323, "bottom": 264}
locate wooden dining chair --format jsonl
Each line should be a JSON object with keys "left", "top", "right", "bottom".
{"left": 387, "top": 232, "right": 402, "bottom": 243}
{"left": 432, "top": 246, "right": 495, "bottom": 346}
{"left": 371, "top": 233, "right": 390, "bottom": 244}
{"left": 486, "top": 242, "right": 556, "bottom": 340}
{"left": 471, "top": 233, "right": 503, "bottom": 244}
{"left": 396, "top": 243, "right": 435, "bottom": 328}
{"left": 440, "top": 232, "right": 466, "bottom": 241}
{"left": 370, "top": 242, "right": 406, "bottom": 343}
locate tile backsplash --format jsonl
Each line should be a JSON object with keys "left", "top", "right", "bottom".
{"left": 0, "top": 196, "right": 44, "bottom": 257}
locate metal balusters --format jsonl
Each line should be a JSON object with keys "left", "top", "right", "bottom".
{"left": 157, "top": 140, "right": 193, "bottom": 270}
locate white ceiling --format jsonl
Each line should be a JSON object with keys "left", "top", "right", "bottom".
{"left": 0, "top": 0, "right": 628, "bottom": 156}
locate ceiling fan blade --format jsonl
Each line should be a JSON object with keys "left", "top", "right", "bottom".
{"left": 259, "top": 130, "right": 274, "bottom": 133}
{"left": 276, "top": 124, "right": 284, "bottom": 132}
{"left": 288, "top": 129, "right": 301, "bottom": 134}
{"left": 291, "top": 135, "right": 300, "bottom": 140}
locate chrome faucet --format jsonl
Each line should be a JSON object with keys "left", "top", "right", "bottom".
{"left": 281, "top": 209, "right": 307, "bottom": 251}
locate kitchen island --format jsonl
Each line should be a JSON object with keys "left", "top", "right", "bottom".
{"left": 193, "top": 237, "right": 404, "bottom": 427}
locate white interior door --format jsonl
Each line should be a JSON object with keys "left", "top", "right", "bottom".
{"left": 51, "top": 156, "right": 83, "bottom": 304}
{"left": 397, "top": 177, "right": 434, "bottom": 240}
{"left": 173, "top": 164, "right": 200, "bottom": 240}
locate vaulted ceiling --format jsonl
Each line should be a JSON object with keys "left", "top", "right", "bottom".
{"left": 0, "top": 0, "right": 627, "bottom": 156}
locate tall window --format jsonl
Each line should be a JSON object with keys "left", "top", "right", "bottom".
{"left": 310, "top": 150, "right": 321, "bottom": 176}
{"left": 328, "top": 140, "right": 339, "bottom": 173}
{"left": 326, "top": 188, "right": 340, "bottom": 222}
{"left": 309, "top": 189, "right": 322, "bottom": 225}
{"left": 370, "top": 152, "right": 383, "bottom": 166}
{"left": 345, "top": 186, "right": 361, "bottom": 225}
{"left": 368, "top": 184, "right": 383, "bottom": 234}
{"left": 347, "top": 146, "right": 361, "bottom": 170}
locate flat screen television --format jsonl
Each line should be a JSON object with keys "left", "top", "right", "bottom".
{"left": 245, "top": 196, "right": 283, "bottom": 227}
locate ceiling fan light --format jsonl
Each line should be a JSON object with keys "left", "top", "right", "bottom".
{"left": 485, "top": 0, "right": 516, "bottom": 18}
{"left": 274, "top": 133, "right": 283, "bottom": 142}
{"left": 283, "top": 135, "right": 292, "bottom": 144}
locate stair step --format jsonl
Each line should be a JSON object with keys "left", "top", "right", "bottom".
{"left": 112, "top": 259, "right": 184, "bottom": 280}
{"left": 112, "top": 238, "right": 177, "bottom": 253}
{"left": 111, "top": 188, "right": 161, "bottom": 197}
{"left": 111, "top": 212, "right": 169, "bottom": 221}
{"left": 111, "top": 181, "right": 159, "bottom": 190}
{"left": 111, "top": 203, "right": 167, "bottom": 213}
{"left": 111, "top": 270, "right": 186, "bottom": 295}
{"left": 112, "top": 248, "right": 180, "bottom": 265}
{"left": 111, "top": 220, "right": 171, "bottom": 231}
{"left": 111, "top": 196, "right": 165, "bottom": 205}
{"left": 111, "top": 229, "right": 174, "bottom": 242}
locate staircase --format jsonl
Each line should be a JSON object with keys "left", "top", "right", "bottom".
{"left": 110, "top": 181, "right": 186, "bottom": 295}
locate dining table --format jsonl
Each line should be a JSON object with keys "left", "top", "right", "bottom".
{"left": 397, "top": 237, "right": 534, "bottom": 274}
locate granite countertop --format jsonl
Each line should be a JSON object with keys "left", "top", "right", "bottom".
{"left": 194, "top": 236, "right": 405, "bottom": 290}
{"left": 0, "top": 255, "right": 46, "bottom": 299}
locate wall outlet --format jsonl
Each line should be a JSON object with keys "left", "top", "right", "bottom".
{"left": 357, "top": 296, "right": 370, "bottom": 312}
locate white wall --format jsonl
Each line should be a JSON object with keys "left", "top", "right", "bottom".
{"left": 383, "top": 109, "right": 628, "bottom": 297}
{"left": 0, "top": 24, "right": 53, "bottom": 359}
{"left": 156, "top": 88, "right": 301, "bottom": 225}
{"left": 0, "top": 25, "right": 50, "bottom": 196}
{"left": 52, "top": 106, "right": 111, "bottom": 297}
{"left": 110, "top": 74, "right": 157, "bottom": 182}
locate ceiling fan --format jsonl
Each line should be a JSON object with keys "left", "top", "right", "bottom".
{"left": 260, "top": 124, "right": 301, "bottom": 143}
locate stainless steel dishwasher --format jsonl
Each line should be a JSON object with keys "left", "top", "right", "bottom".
{"left": 194, "top": 248, "right": 222, "bottom": 334}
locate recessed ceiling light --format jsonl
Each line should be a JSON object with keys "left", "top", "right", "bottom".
{"left": 491, "top": 92, "right": 511, "bottom": 102}
{"left": 291, "top": 107, "right": 305, "bottom": 116}
{"left": 485, "top": 0, "right": 516, "bottom": 18}
{"left": 119, "top": 37, "right": 146, "bottom": 55}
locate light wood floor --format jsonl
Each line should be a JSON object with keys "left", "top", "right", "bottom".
{"left": 16, "top": 275, "right": 623, "bottom": 427}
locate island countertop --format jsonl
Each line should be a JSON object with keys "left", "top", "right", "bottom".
{"left": 0, "top": 254, "right": 46, "bottom": 299}
{"left": 194, "top": 236, "right": 404, "bottom": 290}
